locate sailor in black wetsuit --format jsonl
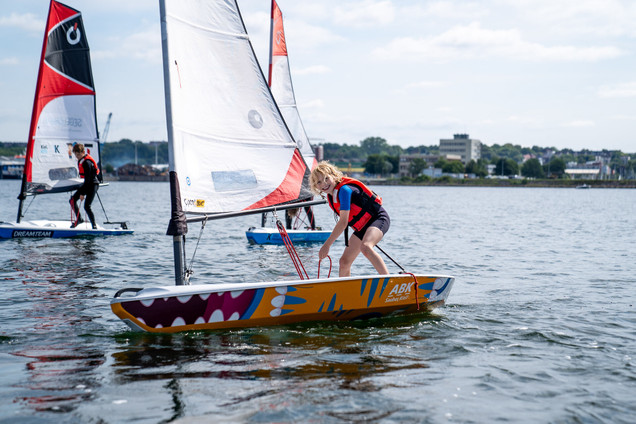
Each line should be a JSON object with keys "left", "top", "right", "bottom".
{"left": 70, "top": 143, "right": 100, "bottom": 229}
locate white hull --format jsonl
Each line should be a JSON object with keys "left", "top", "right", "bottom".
{"left": 0, "top": 220, "right": 133, "bottom": 238}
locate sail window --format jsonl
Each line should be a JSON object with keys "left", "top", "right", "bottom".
{"left": 211, "top": 170, "right": 258, "bottom": 192}
{"left": 49, "top": 167, "right": 78, "bottom": 180}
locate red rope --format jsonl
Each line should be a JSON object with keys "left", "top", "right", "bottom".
{"left": 402, "top": 272, "right": 421, "bottom": 310}
{"left": 317, "top": 256, "right": 332, "bottom": 279}
{"left": 70, "top": 197, "right": 83, "bottom": 226}
{"left": 276, "top": 220, "right": 309, "bottom": 280}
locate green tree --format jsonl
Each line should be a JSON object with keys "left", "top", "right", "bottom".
{"left": 359, "top": 136, "right": 403, "bottom": 157}
{"left": 493, "top": 157, "right": 519, "bottom": 176}
{"left": 364, "top": 154, "right": 393, "bottom": 175}
{"left": 360, "top": 137, "right": 390, "bottom": 155}
{"left": 434, "top": 158, "right": 447, "bottom": 169}
{"left": 409, "top": 158, "right": 427, "bottom": 177}
{"left": 521, "top": 158, "right": 544, "bottom": 178}
{"left": 465, "top": 159, "right": 488, "bottom": 177}
{"left": 442, "top": 161, "right": 465, "bottom": 174}
{"left": 544, "top": 157, "right": 566, "bottom": 178}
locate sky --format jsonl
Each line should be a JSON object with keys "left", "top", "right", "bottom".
{"left": 1, "top": 0, "right": 635, "bottom": 153}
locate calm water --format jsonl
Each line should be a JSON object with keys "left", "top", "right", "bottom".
{"left": 0, "top": 180, "right": 634, "bottom": 423}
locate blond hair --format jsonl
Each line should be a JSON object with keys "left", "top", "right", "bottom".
{"left": 310, "top": 161, "right": 343, "bottom": 195}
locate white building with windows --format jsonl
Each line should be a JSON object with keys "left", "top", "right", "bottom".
{"left": 439, "top": 134, "right": 481, "bottom": 164}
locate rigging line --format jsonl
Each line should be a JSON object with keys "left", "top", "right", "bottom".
{"left": 185, "top": 215, "right": 207, "bottom": 281}
{"left": 375, "top": 245, "right": 406, "bottom": 273}
{"left": 21, "top": 195, "right": 36, "bottom": 218}
{"left": 374, "top": 245, "right": 420, "bottom": 310}
{"left": 95, "top": 192, "right": 110, "bottom": 222}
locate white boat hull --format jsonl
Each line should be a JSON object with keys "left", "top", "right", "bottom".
{"left": 0, "top": 220, "right": 133, "bottom": 239}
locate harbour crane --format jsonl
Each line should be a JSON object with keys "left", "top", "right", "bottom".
{"left": 101, "top": 112, "right": 112, "bottom": 145}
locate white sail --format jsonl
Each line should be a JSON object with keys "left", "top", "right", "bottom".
{"left": 161, "top": 0, "right": 312, "bottom": 215}
{"left": 269, "top": 0, "right": 317, "bottom": 170}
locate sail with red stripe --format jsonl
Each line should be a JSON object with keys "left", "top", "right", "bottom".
{"left": 161, "top": 0, "right": 312, "bottom": 215}
{"left": 23, "top": 0, "right": 100, "bottom": 195}
{"left": 269, "top": 0, "right": 317, "bottom": 171}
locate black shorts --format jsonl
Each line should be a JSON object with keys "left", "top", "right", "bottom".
{"left": 352, "top": 207, "right": 390, "bottom": 240}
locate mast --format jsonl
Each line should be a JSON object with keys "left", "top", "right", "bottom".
{"left": 267, "top": 0, "right": 275, "bottom": 87}
{"left": 261, "top": 0, "right": 276, "bottom": 227}
{"left": 17, "top": 0, "right": 55, "bottom": 223}
{"left": 160, "top": 0, "right": 187, "bottom": 286}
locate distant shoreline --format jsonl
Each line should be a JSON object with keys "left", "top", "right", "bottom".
{"left": 96, "top": 176, "right": 636, "bottom": 188}
{"left": 365, "top": 179, "right": 636, "bottom": 189}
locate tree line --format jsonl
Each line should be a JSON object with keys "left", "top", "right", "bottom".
{"left": 2, "top": 137, "right": 634, "bottom": 179}
{"left": 320, "top": 137, "right": 635, "bottom": 179}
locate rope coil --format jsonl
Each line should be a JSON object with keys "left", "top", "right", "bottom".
{"left": 317, "top": 256, "right": 332, "bottom": 279}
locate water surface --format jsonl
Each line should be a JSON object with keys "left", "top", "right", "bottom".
{"left": 1, "top": 181, "right": 634, "bottom": 423}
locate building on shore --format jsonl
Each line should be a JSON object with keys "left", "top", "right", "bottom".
{"left": 565, "top": 160, "right": 612, "bottom": 180}
{"left": 0, "top": 156, "right": 24, "bottom": 179}
{"left": 398, "top": 154, "right": 438, "bottom": 177}
{"left": 439, "top": 134, "right": 481, "bottom": 164}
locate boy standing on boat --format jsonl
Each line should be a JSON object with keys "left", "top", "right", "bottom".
{"left": 70, "top": 143, "right": 100, "bottom": 229}
{"left": 310, "top": 161, "right": 389, "bottom": 277}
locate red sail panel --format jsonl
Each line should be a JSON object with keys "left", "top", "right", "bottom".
{"left": 246, "top": 149, "right": 308, "bottom": 210}
{"left": 268, "top": 0, "right": 287, "bottom": 86}
{"left": 271, "top": 1, "right": 287, "bottom": 57}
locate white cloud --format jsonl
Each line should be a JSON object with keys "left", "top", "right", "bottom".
{"left": 0, "top": 57, "right": 19, "bottom": 66}
{"left": 286, "top": 21, "right": 345, "bottom": 50}
{"left": 300, "top": 99, "right": 325, "bottom": 109}
{"left": 598, "top": 82, "right": 636, "bottom": 98}
{"left": 508, "top": 115, "right": 542, "bottom": 125}
{"left": 562, "top": 120, "right": 595, "bottom": 127}
{"left": 400, "top": 1, "right": 488, "bottom": 20}
{"left": 504, "top": 0, "right": 636, "bottom": 37}
{"left": 294, "top": 65, "right": 331, "bottom": 76}
{"left": 373, "top": 22, "right": 624, "bottom": 62}
{"left": 0, "top": 12, "right": 43, "bottom": 33}
{"left": 610, "top": 114, "right": 636, "bottom": 121}
{"left": 407, "top": 81, "right": 446, "bottom": 89}
{"left": 333, "top": 1, "right": 395, "bottom": 28}
{"left": 93, "top": 29, "right": 161, "bottom": 64}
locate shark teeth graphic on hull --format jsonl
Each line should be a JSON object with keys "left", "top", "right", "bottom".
{"left": 123, "top": 290, "right": 258, "bottom": 329}
{"left": 208, "top": 309, "right": 224, "bottom": 323}
{"left": 270, "top": 286, "right": 288, "bottom": 317}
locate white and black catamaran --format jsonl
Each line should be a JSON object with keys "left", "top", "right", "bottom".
{"left": 110, "top": 0, "right": 454, "bottom": 333}
{"left": 0, "top": 0, "right": 132, "bottom": 239}
{"left": 246, "top": 0, "right": 330, "bottom": 245}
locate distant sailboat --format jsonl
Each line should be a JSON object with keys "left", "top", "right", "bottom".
{"left": 246, "top": 0, "right": 330, "bottom": 245}
{"left": 110, "top": 0, "right": 454, "bottom": 333}
{"left": 0, "top": 0, "right": 132, "bottom": 239}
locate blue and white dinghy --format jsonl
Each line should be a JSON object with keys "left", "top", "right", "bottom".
{"left": 245, "top": 0, "right": 329, "bottom": 245}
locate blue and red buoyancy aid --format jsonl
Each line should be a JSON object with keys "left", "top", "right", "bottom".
{"left": 327, "top": 177, "right": 383, "bottom": 231}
